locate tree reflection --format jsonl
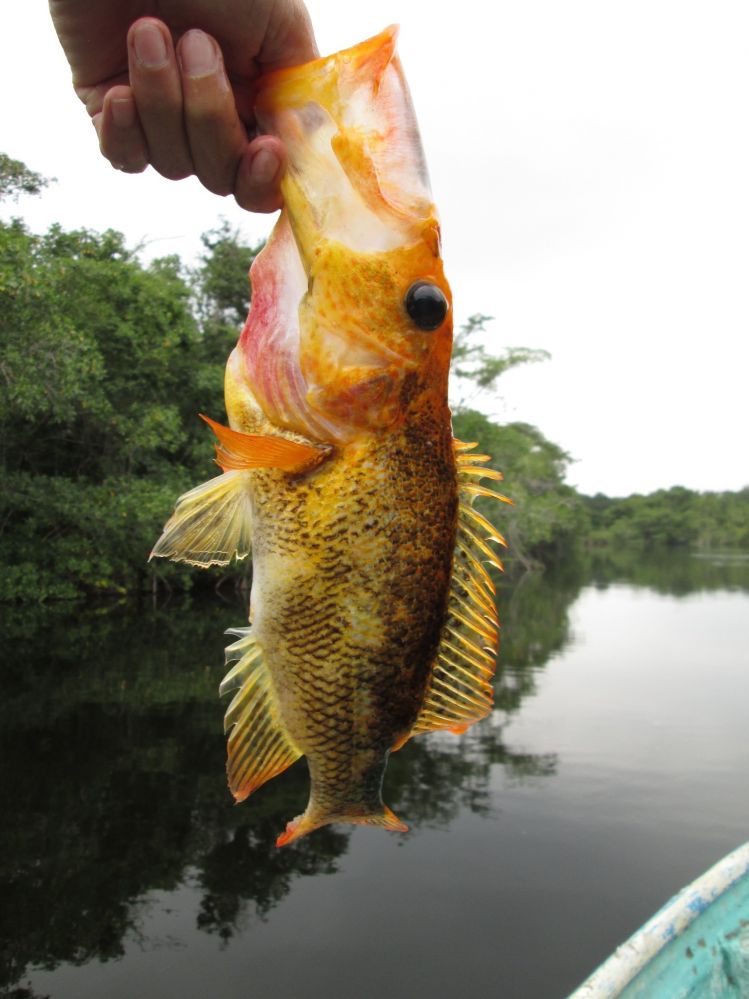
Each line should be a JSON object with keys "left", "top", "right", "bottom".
{"left": 0, "top": 561, "right": 585, "bottom": 988}
{"left": 585, "top": 548, "right": 749, "bottom": 595}
{"left": 1, "top": 986, "right": 50, "bottom": 999}
{"left": 193, "top": 767, "right": 348, "bottom": 941}
{"left": 495, "top": 559, "right": 586, "bottom": 715}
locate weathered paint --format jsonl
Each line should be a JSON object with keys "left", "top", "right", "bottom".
{"left": 569, "top": 841, "right": 749, "bottom": 998}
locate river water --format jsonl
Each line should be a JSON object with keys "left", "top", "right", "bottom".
{"left": 1, "top": 551, "right": 747, "bottom": 999}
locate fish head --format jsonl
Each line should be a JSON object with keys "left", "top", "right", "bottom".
{"left": 235, "top": 27, "right": 452, "bottom": 444}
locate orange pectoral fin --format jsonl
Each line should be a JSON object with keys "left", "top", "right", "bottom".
{"left": 200, "top": 415, "right": 329, "bottom": 473}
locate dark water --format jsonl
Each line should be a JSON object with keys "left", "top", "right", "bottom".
{"left": 1, "top": 551, "right": 748, "bottom": 999}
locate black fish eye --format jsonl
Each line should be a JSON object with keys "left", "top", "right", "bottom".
{"left": 404, "top": 281, "right": 448, "bottom": 331}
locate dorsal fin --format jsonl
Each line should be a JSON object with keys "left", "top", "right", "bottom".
{"left": 221, "top": 628, "right": 302, "bottom": 802}
{"left": 407, "top": 441, "right": 510, "bottom": 741}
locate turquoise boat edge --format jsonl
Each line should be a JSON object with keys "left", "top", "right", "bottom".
{"left": 567, "top": 841, "right": 749, "bottom": 999}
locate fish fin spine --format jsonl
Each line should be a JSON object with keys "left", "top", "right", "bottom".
{"left": 408, "top": 439, "right": 507, "bottom": 739}
{"left": 150, "top": 470, "right": 252, "bottom": 567}
{"left": 221, "top": 628, "right": 302, "bottom": 801}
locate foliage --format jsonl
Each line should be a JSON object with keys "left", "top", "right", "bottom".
{"left": 583, "top": 487, "right": 749, "bottom": 552}
{"left": 449, "top": 315, "right": 589, "bottom": 567}
{"left": 1, "top": 154, "right": 746, "bottom": 602}
{"left": 0, "top": 191, "right": 261, "bottom": 600}
{"left": 450, "top": 313, "right": 549, "bottom": 411}
{"left": 453, "top": 408, "right": 589, "bottom": 568}
{"left": 0, "top": 153, "right": 49, "bottom": 202}
{"left": 193, "top": 219, "right": 259, "bottom": 330}
{"left": 0, "top": 472, "right": 187, "bottom": 601}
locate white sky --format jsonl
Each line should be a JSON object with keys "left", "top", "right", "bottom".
{"left": 3, "top": 2, "right": 748, "bottom": 497}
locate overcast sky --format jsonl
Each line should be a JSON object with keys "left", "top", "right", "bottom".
{"left": 3, "top": 2, "right": 748, "bottom": 496}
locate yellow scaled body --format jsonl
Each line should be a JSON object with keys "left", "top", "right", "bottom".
{"left": 152, "top": 28, "right": 506, "bottom": 846}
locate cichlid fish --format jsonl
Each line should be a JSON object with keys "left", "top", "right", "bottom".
{"left": 152, "top": 27, "right": 507, "bottom": 846}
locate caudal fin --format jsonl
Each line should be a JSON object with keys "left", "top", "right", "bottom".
{"left": 276, "top": 803, "right": 408, "bottom": 847}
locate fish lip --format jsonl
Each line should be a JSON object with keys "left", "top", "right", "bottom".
{"left": 253, "top": 25, "right": 401, "bottom": 105}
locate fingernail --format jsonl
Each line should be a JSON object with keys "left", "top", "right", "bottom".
{"left": 133, "top": 22, "right": 168, "bottom": 69}
{"left": 180, "top": 30, "right": 218, "bottom": 78}
{"left": 250, "top": 148, "right": 280, "bottom": 185}
{"left": 111, "top": 97, "right": 136, "bottom": 129}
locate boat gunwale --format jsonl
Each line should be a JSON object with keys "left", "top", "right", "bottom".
{"left": 567, "top": 840, "right": 749, "bottom": 998}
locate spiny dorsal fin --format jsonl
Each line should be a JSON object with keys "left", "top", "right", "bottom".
{"left": 408, "top": 441, "right": 509, "bottom": 741}
{"left": 221, "top": 628, "right": 302, "bottom": 802}
{"left": 150, "top": 470, "right": 252, "bottom": 568}
{"left": 200, "top": 414, "right": 329, "bottom": 473}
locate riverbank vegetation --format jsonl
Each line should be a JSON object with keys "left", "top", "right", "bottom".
{"left": 2, "top": 157, "right": 747, "bottom": 602}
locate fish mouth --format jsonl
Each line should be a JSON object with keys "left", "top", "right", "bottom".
{"left": 254, "top": 25, "right": 436, "bottom": 262}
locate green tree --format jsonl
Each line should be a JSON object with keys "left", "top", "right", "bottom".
{"left": 583, "top": 487, "right": 749, "bottom": 552}
{"left": 450, "top": 314, "right": 549, "bottom": 412}
{"left": 0, "top": 220, "right": 200, "bottom": 598}
{"left": 188, "top": 221, "right": 264, "bottom": 428}
{"left": 0, "top": 158, "right": 263, "bottom": 600}
{"left": 193, "top": 219, "right": 261, "bottom": 331}
{"left": 0, "top": 153, "right": 49, "bottom": 201}
{"left": 7, "top": 152, "right": 740, "bottom": 602}
{"left": 453, "top": 408, "right": 588, "bottom": 568}
{"left": 449, "top": 315, "right": 587, "bottom": 568}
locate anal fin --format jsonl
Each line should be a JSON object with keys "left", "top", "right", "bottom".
{"left": 222, "top": 628, "right": 301, "bottom": 802}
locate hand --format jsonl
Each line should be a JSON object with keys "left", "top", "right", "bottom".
{"left": 49, "top": 0, "right": 318, "bottom": 212}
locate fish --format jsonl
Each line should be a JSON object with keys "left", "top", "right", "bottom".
{"left": 151, "top": 26, "right": 508, "bottom": 847}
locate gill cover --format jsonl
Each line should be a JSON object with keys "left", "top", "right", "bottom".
{"left": 232, "top": 27, "right": 452, "bottom": 444}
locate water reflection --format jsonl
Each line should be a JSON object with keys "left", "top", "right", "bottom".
{"left": 1, "top": 550, "right": 746, "bottom": 992}
{"left": 2, "top": 985, "right": 50, "bottom": 999}
{"left": 586, "top": 547, "right": 749, "bottom": 595}
{"left": 497, "top": 559, "right": 585, "bottom": 713}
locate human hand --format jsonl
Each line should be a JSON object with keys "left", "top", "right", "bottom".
{"left": 49, "top": 0, "right": 317, "bottom": 212}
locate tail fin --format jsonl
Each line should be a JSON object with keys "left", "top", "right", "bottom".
{"left": 276, "top": 803, "right": 408, "bottom": 848}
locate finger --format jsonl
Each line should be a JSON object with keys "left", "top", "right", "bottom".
{"left": 76, "top": 74, "right": 130, "bottom": 119}
{"left": 128, "top": 18, "right": 193, "bottom": 182}
{"left": 96, "top": 86, "right": 149, "bottom": 174}
{"left": 256, "top": 0, "right": 319, "bottom": 70}
{"left": 178, "top": 30, "right": 248, "bottom": 197}
{"left": 234, "top": 137, "right": 285, "bottom": 213}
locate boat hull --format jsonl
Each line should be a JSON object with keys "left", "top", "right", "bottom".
{"left": 569, "top": 841, "right": 749, "bottom": 998}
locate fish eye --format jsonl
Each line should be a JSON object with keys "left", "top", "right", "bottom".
{"left": 404, "top": 281, "right": 448, "bottom": 331}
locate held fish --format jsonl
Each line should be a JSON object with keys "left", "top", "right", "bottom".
{"left": 152, "top": 27, "right": 508, "bottom": 846}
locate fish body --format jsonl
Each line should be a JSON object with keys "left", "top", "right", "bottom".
{"left": 233, "top": 395, "right": 457, "bottom": 843}
{"left": 153, "top": 27, "right": 505, "bottom": 846}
